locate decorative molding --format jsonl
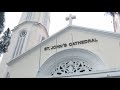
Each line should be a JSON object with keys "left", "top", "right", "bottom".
{"left": 12, "top": 21, "right": 49, "bottom": 37}
{"left": 12, "top": 30, "right": 27, "bottom": 58}
{"left": 7, "top": 25, "right": 120, "bottom": 67}
{"left": 71, "top": 25, "right": 120, "bottom": 39}
{"left": 48, "top": 68, "right": 120, "bottom": 78}
{"left": 36, "top": 48, "right": 106, "bottom": 78}
{"left": 51, "top": 59, "right": 92, "bottom": 76}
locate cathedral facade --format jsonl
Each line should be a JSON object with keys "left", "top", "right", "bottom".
{"left": 0, "top": 12, "right": 120, "bottom": 78}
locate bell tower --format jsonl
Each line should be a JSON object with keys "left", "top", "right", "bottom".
{"left": 18, "top": 12, "right": 50, "bottom": 32}
{"left": 0, "top": 12, "right": 50, "bottom": 78}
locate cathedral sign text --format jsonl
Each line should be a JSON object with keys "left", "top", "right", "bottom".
{"left": 44, "top": 38, "right": 98, "bottom": 51}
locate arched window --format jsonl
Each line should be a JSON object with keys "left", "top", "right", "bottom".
{"left": 51, "top": 59, "right": 92, "bottom": 76}
{"left": 36, "top": 48, "right": 106, "bottom": 78}
{"left": 13, "top": 30, "right": 27, "bottom": 58}
{"left": 26, "top": 12, "right": 32, "bottom": 21}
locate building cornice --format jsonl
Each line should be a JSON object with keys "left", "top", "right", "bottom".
{"left": 45, "top": 68, "right": 120, "bottom": 78}
{"left": 12, "top": 21, "right": 49, "bottom": 37}
{"left": 7, "top": 25, "right": 120, "bottom": 66}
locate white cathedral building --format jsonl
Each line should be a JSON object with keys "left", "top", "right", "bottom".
{"left": 0, "top": 12, "right": 120, "bottom": 78}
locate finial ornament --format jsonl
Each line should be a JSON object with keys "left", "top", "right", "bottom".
{"left": 66, "top": 14, "right": 76, "bottom": 26}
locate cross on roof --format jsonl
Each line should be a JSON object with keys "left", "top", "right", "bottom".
{"left": 66, "top": 14, "right": 76, "bottom": 26}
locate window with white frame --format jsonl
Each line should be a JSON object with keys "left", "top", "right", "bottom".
{"left": 13, "top": 30, "right": 27, "bottom": 58}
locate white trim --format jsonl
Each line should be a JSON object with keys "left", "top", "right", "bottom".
{"left": 46, "top": 68, "right": 120, "bottom": 78}
{"left": 7, "top": 25, "right": 120, "bottom": 66}
{"left": 21, "top": 32, "right": 29, "bottom": 53}
{"left": 12, "top": 21, "right": 49, "bottom": 37}
{"left": 12, "top": 30, "right": 27, "bottom": 58}
{"left": 12, "top": 36, "right": 20, "bottom": 58}
{"left": 36, "top": 48, "right": 106, "bottom": 78}
{"left": 7, "top": 43, "right": 39, "bottom": 66}
{"left": 18, "top": 37, "right": 25, "bottom": 55}
{"left": 39, "top": 35, "right": 42, "bottom": 43}
{"left": 17, "top": 37, "right": 23, "bottom": 55}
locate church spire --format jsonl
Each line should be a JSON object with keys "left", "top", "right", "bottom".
{"left": 0, "top": 12, "right": 50, "bottom": 78}
{"left": 18, "top": 12, "right": 50, "bottom": 32}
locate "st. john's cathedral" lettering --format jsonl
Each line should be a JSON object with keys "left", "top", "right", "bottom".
{"left": 44, "top": 38, "right": 98, "bottom": 51}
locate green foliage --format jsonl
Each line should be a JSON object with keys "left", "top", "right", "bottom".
{"left": 0, "top": 12, "right": 5, "bottom": 33}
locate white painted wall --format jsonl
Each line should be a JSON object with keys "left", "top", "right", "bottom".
{"left": 0, "top": 22, "right": 48, "bottom": 78}
{"left": 7, "top": 26, "right": 120, "bottom": 78}
{"left": 18, "top": 12, "right": 50, "bottom": 32}
{"left": 9, "top": 47, "right": 40, "bottom": 78}
{"left": 40, "top": 27, "right": 120, "bottom": 70}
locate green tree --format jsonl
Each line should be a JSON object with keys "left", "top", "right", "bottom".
{"left": 0, "top": 12, "right": 11, "bottom": 55}
{"left": 0, "top": 12, "right": 5, "bottom": 34}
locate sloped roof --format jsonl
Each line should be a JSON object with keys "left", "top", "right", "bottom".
{"left": 7, "top": 25, "right": 120, "bottom": 66}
